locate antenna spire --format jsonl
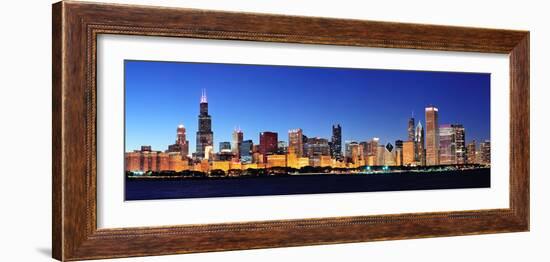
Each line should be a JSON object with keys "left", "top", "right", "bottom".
{"left": 200, "top": 88, "right": 207, "bottom": 103}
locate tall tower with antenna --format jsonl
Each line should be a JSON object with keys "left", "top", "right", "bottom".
{"left": 196, "top": 89, "right": 214, "bottom": 159}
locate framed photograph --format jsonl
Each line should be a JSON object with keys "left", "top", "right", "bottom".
{"left": 52, "top": 1, "right": 529, "bottom": 261}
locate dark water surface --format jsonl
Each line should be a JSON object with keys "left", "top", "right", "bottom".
{"left": 125, "top": 169, "right": 490, "bottom": 201}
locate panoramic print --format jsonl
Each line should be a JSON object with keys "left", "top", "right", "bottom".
{"left": 124, "top": 60, "right": 491, "bottom": 200}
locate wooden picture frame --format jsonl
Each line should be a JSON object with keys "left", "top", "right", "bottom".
{"left": 52, "top": 1, "right": 529, "bottom": 261}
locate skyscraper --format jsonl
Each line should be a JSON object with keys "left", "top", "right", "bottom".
{"left": 408, "top": 116, "right": 415, "bottom": 141}
{"left": 259, "top": 131, "right": 278, "bottom": 162}
{"left": 304, "top": 137, "right": 330, "bottom": 158}
{"left": 439, "top": 124, "right": 456, "bottom": 165}
{"left": 347, "top": 141, "right": 360, "bottom": 164}
{"left": 240, "top": 139, "right": 253, "bottom": 163}
{"left": 195, "top": 89, "right": 214, "bottom": 159}
{"left": 288, "top": 128, "right": 304, "bottom": 157}
{"left": 277, "top": 141, "right": 288, "bottom": 154}
{"left": 395, "top": 140, "right": 403, "bottom": 166}
{"left": 344, "top": 140, "right": 357, "bottom": 159}
{"left": 167, "top": 124, "right": 189, "bottom": 158}
{"left": 403, "top": 141, "right": 415, "bottom": 166}
{"left": 480, "top": 140, "right": 491, "bottom": 164}
{"left": 414, "top": 121, "right": 425, "bottom": 166}
{"left": 425, "top": 105, "right": 439, "bottom": 165}
{"left": 369, "top": 137, "right": 379, "bottom": 165}
{"left": 395, "top": 140, "right": 403, "bottom": 149}
{"left": 231, "top": 128, "right": 243, "bottom": 158}
{"left": 467, "top": 140, "right": 477, "bottom": 164}
{"left": 360, "top": 141, "right": 370, "bottom": 161}
{"left": 453, "top": 124, "right": 466, "bottom": 164}
{"left": 376, "top": 145, "right": 385, "bottom": 166}
{"left": 331, "top": 124, "right": 342, "bottom": 160}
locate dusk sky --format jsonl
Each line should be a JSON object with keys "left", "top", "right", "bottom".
{"left": 125, "top": 60, "right": 490, "bottom": 153}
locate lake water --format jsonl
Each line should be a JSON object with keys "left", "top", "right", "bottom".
{"left": 125, "top": 168, "right": 490, "bottom": 200}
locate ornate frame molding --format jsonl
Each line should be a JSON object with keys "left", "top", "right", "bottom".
{"left": 53, "top": 1, "right": 529, "bottom": 261}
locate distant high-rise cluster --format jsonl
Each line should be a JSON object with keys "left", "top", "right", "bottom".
{"left": 125, "top": 93, "right": 490, "bottom": 173}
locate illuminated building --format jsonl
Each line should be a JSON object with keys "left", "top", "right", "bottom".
{"left": 367, "top": 155, "right": 376, "bottom": 166}
{"left": 309, "top": 155, "right": 333, "bottom": 167}
{"left": 298, "top": 157, "right": 309, "bottom": 168}
{"left": 425, "top": 105, "right": 440, "bottom": 165}
{"left": 277, "top": 141, "right": 287, "bottom": 154}
{"left": 125, "top": 146, "right": 184, "bottom": 172}
{"left": 219, "top": 141, "right": 231, "bottom": 152}
{"left": 369, "top": 138, "right": 379, "bottom": 165}
{"left": 211, "top": 161, "right": 230, "bottom": 172}
{"left": 439, "top": 124, "right": 456, "bottom": 165}
{"left": 252, "top": 145, "right": 260, "bottom": 154}
{"left": 403, "top": 141, "right": 415, "bottom": 166}
{"left": 344, "top": 140, "right": 363, "bottom": 161}
{"left": 194, "top": 159, "right": 209, "bottom": 173}
{"left": 395, "top": 140, "right": 403, "bottom": 166}
{"left": 453, "top": 124, "right": 466, "bottom": 164}
{"left": 331, "top": 159, "right": 346, "bottom": 168}
{"left": 320, "top": 155, "right": 332, "bottom": 167}
{"left": 384, "top": 143, "right": 396, "bottom": 166}
{"left": 286, "top": 147, "right": 299, "bottom": 169}
{"left": 395, "top": 149, "right": 403, "bottom": 166}
{"left": 286, "top": 146, "right": 309, "bottom": 169}
{"left": 230, "top": 162, "right": 242, "bottom": 171}
{"left": 408, "top": 116, "right": 415, "bottom": 141}
{"left": 196, "top": 89, "right": 214, "bottom": 159}
{"left": 330, "top": 124, "right": 342, "bottom": 160}
{"left": 231, "top": 128, "right": 243, "bottom": 157}
{"left": 480, "top": 140, "right": 491, "bottom": 164}
{"left": 167, "top": 124, "right": 189, "bottom": 157}
{"left": 344, "top": 141, "right": 360, "bottom": 164}
{"left": 467, "top": 140, "right": 477, "bottom": 164}
{"left": 395, "top": 140, "right": 403, "bottom": 149}
{"left": 267, "top": 154, "right": 286, "bottom": 168}
{"left": 309, "top": 156, "right": 320, "bottom": 167}
{"left": 376, "top": 145, "right": 385, "bottom": 166}
{"left": 350, "top": 142, "right": 361, "bottom": 164}
{"left": 218, "top": 151, "right": 235, "bottom": 161}
{"left": 305, "top": 137, "right": 330, "bottom": 158}
{"left": 168, "top": 152, "right": 188, "bottom": 171}
{"left": 158, "top": 153, "right": 169, "bottom": 171}
{"left": 288, "top": 128, "right": 304, "bottom": 157}
{"left": 240, "top": 139, "right": 253, "bottom": 164}
{"left": 344, "top": 140, "right": 351, "bottom": 158}
{"left": 360, "top": 141, "right": 370, "bottom": 160}
{"left": 415, "top": 121, "right": 425, "bottom": 166}
{"left": 260, "top": 131, "right": 278, "bottom": 162}
{"left": 252, "top": 152, "right": 263, "bottom": 164}
{"left": 204, "top": 145, "right": 214, "bottom": 160}
{"left": 125, "top": 152, "right": 140, "bottom": 172}
{"left": 242, "top": 163, "right": 259, "bottom": 170}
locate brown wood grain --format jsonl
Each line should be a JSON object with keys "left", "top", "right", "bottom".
{"left": 52, "top": 1, "right": 530, "bottom": 261}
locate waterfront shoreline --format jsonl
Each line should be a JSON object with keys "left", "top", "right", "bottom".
{"left": 125, "top": 168, "right": 491, "bottom": 200}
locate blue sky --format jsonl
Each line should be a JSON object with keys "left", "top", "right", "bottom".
{"left": 125, "top": 60, "right": 490, "bottom": 152}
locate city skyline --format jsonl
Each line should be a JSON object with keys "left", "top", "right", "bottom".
{"left": 125, "top": 60, "right": 490, "bottom": 153}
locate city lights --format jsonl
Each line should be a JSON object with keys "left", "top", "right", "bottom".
{"left": 125, "top": 91, "right": 490, "bottom": 176}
